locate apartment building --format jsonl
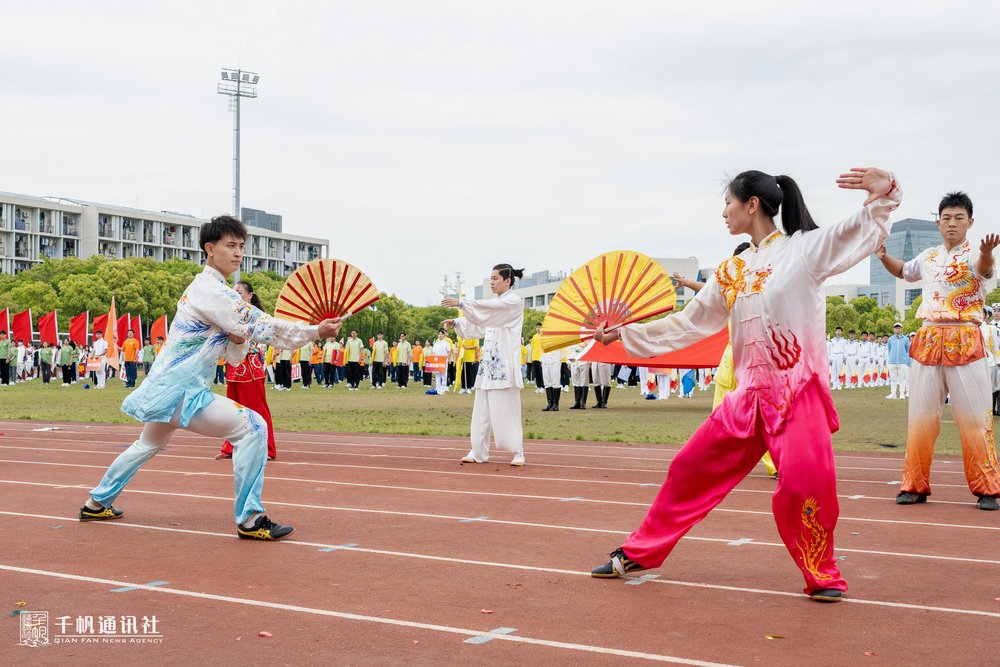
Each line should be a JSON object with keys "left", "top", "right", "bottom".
{"left": 0, "top": 191, "right": 327, "bottom": 277}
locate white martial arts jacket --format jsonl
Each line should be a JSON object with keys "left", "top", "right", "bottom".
{"left": 454, "top": 288, "right": 524, "bottom": 390}
{"left": 829, "top": 336, "right": 847, "bottom": 356}
{"left": 123, "top": 265, "right": 320, "bottom": 427}
{"left": 618, "top": 180, "right": 901, "bottom": 437}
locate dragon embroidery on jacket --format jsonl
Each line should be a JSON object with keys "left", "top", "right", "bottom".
{"left": 942, "top": 257, "right": 982, "bottom": 320}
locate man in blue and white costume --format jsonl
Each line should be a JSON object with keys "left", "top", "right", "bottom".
{"left": 80, "top": 216, "right": 344, "bottom": 540}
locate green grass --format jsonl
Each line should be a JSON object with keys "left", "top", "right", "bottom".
{"left": 0, "top": 377, "right": 963, "bottom": 454}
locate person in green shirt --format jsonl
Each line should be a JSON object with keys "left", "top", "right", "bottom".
{"left": 0, "top": 331, "right": 10, "bottom": 387}
{"left": 59, "top": 339, "right": 73, "bottom": 386}
{"left": 39, "top": 341, "right": 54, "bottom": 384}
{"left": 344, "top": 330, "right": 363, "bottom": 390}
{"left": 371, "top": 331, "right": 389, "bottom": 389}
{"left": 69, "top": 342, "right": 81, "bottom": 384}
{"left": 396, "top": 334, "right": 413, "bottom": 388}
{"left": 298, "top": 342, "right": 313, "bottom": 389}
{"left": 141, "top": 338, "right": 156, "bottom": 374}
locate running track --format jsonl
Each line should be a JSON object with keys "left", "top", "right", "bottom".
{"left": 3, "top": 419, "right": 998, "bottom": 665}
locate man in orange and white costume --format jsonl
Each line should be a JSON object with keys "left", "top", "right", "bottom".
{"left": 589, "top": 167, "right": 901, "bottom": 602}
{"left": 876, "top": 191, "right": 1000, "bottom": 511}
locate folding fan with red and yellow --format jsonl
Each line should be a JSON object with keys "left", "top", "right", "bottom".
{"left": 273, "top": 258, "right": 380, "bottom": 324}
{"left": 540, "top": 251, "right": 677, "bottom": 352}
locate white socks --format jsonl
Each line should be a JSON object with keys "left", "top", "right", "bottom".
{"left": 241, "top": 512, "right": 261, "bottom": 528}
{"left": 85, "top": 499, "right": 102, "bottom": 510}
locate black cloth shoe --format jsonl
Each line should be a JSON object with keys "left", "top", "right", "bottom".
{"left": 977, "top": 494, "right": 999, "bottom": 511}
{"left": 810, "top": 588, "right": 843, "bottom": 602}
{"left": 591, "top": 547, "right": 649, "bottom": 578}
{"left": 895, "top": 491, "right": 928, "bottom": 505}
{"left": 580, "top": 386, "right": 588, "bottom": 409}
{"left": 79, "top": 504, "right": 124, "bottom": 521}
{"left": 237, "top": 515, "right": 295, "bottom": 541}
{"left": 569, "top": 386, "right": 582, "bottom": 409}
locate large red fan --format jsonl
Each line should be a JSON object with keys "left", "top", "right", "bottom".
{"left": 274, "top": 259, "right": 380, "bottom": 324}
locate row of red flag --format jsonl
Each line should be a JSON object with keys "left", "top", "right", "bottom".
{"left": 0, "top": 300, "right": 168, "bottom": 371}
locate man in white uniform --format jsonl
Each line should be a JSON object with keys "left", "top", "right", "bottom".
{"left": 431, "top": 330, "right": 452, "bottom": 395}
{"left": 566, "top": 342, "right": 590, "bottom": 409}
{"left": 829, "top": 327, "right": 847, "bottom": 390}
{"left": 540, "top": 348, "right": 564, "bottom": 411}
{"left": 844, "top": 330, "right": 860, "bottom": 388}
{"left": 15, "top": 339, "right": 27, "bottom": 383}
{"left": 92, "top": 330, "right": 109, "bottom": 389}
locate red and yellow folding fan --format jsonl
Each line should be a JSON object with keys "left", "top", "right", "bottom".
{"left": 540, "top": 251, "right": 677, "bottom": 352}
{"left": 273, "top": 258, "right": 380, "bottom": 324}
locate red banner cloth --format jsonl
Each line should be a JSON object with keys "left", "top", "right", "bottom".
{"left": 68, "top": 312, "right": 89, "bottom": 346}
{"left": 150, "top": 315, "right": 168, "bottom": 343}
{"left": 38, "top": 311, "right": 58, "bottom": 346}
{"left": 335, "top": 348, "right": 346, "bottom": 367}
{"left": 0, "top": 308, "right": 8, "bottom": 336}
{"left": 117, "top": 314, "right": 130, "bottom": 346}
{"left": 11, "top": 309, "right": 33, "bottom": 344}
{"left": 92, "top": 313, "right": 109, "bottom": 338}
{"left": 131, "top": 315, "right": 142, "bottom": 341}
{"left": 580, "top": 327, "right": 729, "bottom": 369}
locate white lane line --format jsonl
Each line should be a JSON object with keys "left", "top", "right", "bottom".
{"left": 0, "top": 564, "right": 740, "bottom": 666}
{"left": 8, "top": 479, "right": 1000, "bottom": 557}
{"left": 0, "top": 456, "right": 976, "bottom": 514}
{"left": 7, "top": 509, "right": 998, "bottom": 568}
{"left": 0, "top": 449, "right": 977, "bottom": 504}
{"left": 7, "top": 513, "right": 1000, "bottom": 619}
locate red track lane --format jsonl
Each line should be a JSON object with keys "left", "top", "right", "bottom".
{"left": 3, "top": 419, "right": 1000, "bottom": 666}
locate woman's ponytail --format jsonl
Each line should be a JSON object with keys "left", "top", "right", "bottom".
{"left": 775, "top": 175, "right": 818, "bottom": 235}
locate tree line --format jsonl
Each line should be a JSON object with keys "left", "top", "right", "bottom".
{"left": 0, "top": 256, "right": 547, "bottom": 344}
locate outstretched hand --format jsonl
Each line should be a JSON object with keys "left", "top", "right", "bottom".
{"left": 593, "top": 323, "right": 619, "bottom": 346}
{"left": 440, "top": 319, "right": 456, "bottom": 329}
{"left": 317, "top": 317, "right": 345, "bottom": 339}
{"left": 441, "top": 297, "right": 459, "bottom": 308}
{"left": 836, "top": 167, "right": 893, "bottom": 206}
{"left": 981, "top": 234, "right": 1000, "bottom": 255}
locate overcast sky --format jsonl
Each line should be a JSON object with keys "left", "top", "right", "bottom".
{"left": 4, "top": 1, "right": 998, "bottom": 304}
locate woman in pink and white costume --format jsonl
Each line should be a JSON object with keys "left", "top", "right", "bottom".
{"left": 589, "top": 168, "right": 900, "bottom": 602}
{"left": 441, "top": 264, "right": 526, "bottom": 466}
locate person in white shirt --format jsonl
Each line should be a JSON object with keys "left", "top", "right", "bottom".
{"left": 856, "top": 333, "right": 871, "bottom": 386}
{"left": 430, "top": 330, "right": 453, "bottom": 395}
{"left": 92, "top": 330, "right": 109, "bottom": 389}
{"left": 540, "top": 348, "right": 564, "bottom": 411}
{"left": 981, "top": 307, "right": 996, "bottom": 403}
{"left": 442, "top": 263, "right": 526, "bottom": 466}
{"left": 566, "top": 342, "right": 591, "bottom": 409}
{"left": 828, "top": 327, "right": 847, "bottom": 390}
{"left": 844, "top": 330, "right": 859, "bottom": 388}
{"left": 16, "top": 340, "right": 27, "bottom": 382}
{"left": 588, "top": 166, "right": 900, "bottom": 602}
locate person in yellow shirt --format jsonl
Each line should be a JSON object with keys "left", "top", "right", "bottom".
{"left": 396, "top": 333, "right": 413, "bottom": 388}
{"left": 530, "top": 322, "right": 544, "bottom": 393}
{"left": 422, "top": 339, "right": 434, "bottom": 387}
{"left": 389, "top": 341, "right": 399, "bottom": 384}
{"left": 370, "top": 331, "right": 389, "bottom": 389}
{"left": 459, "top": 337, "right": 480, "bottom": 394}
{"left": 520, "top": 339, "right": 528, "bottom": 382}
{"left": 345, "top": 330, "right": 363, "bottom": 390}
{"left": 121, "top": 329, "right": 142, "bottom": 388}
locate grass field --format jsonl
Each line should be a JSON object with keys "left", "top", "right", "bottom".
{"left": 0, "top": 374, "right": 964, "bottom": 455}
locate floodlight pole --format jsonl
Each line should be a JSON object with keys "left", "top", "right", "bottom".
{"left": 218, "top": 67, "right": 259, "bottom": 281}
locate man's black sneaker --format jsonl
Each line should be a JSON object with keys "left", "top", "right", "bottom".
{"left": 810, "top": 588, "right": 843, "bottom": 602}
{"left": 977, "top": 494, "right": 999, "bottom": 511}
{"left": 895, "top": 491, "right": 927, "bottom": 505}
{"left": 237, "top": 515, "right": 294, "bottom": 541}
{"left": 591, "top": 547, "right": 649, "bottom": 578}
{"left": 79, "top": 504, "right": 124, "bottom": 521}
